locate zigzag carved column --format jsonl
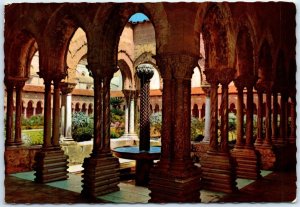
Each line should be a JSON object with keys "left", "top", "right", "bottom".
{"left": 149, "top": 54, "right": 201, "bottom": 202}
{"left": 231, "top": 77, "right": 261, "bottom": 180}
{"left": 35, "top": 74, "right": 69, "bottom": 183}
{"left": 271, "top": 91, "right": 279, "bottom": 144}
{"left": 200, "top": 68, "right": 237, "bottom": 193}
{"left": 81, "top": 65, "right": 120, "bottom": 198}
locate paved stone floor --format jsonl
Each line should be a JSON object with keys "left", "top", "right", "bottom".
{"left": 4, "top": 169, "right": 296, "bottom": 204}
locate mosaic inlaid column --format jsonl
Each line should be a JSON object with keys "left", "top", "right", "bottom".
{"left": 137, "top": 64, "right": 154, "bottom": 152}
{"left": 5, "top": 80, "right": 14, "bottom": 146}
{"left": 272, "top": 91, "right": 279, "bottom": 143}
{"left": 209, "top": 81, "right": 219, "bottom": 151}
{"left": 15, "top": 81, "right": 25, "bottom": 145}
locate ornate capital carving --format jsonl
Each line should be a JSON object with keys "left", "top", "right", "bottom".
{"left": 218, "top": 68, "right": 236, "bottom": 86}
{"left": 155, "top": 54, "right": 199, "bottom": 80}
{"left": 87, "top": 63, "right": 117, "bottom": 80}
{"left": 204, "top": 68, "right": 219, "bottom": 85}
{"left": 201, "top": 84, "right": 211, "bottom": 96}
{"left": 60, "top": 82, "right": 76, "bottom": 95}
{"left": 136, "top": 64, "right": 154, "bottom": 81}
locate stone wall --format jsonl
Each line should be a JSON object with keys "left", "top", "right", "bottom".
{"left": 5, "top": 145, "right": 41, "bottom": 174}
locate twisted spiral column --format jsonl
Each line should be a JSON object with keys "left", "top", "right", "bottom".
{"left": 137, "top": 64, "right": 154, "bottom": 152}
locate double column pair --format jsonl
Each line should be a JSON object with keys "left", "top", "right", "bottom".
{"left": 81, "top": 65, "right": 120, "bottom": 197}
{"left": 5, "top": 78, "right": 26, "bottom": 147}
{"left": 231, "top": 76, "right": 261, "bottom": 180}
{"left": 122, "top": 89, "right": 138, "bottom": 140}
{"left": 149, "top": 54, "right": 201, "bottom": 202}
{"left": 34, "top": 75, "right": 69, "bottom": 183}
{"left": 200, "top": 68, "right": 238, "bottom": 193}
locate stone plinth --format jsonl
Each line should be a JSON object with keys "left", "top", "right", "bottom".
{"left": 200, "top": 151, "right": 237, "bottom": 193}
{"left": 5, "top": 145, "right": 41, "bottom": 174}
{"left": 255, "top": 145, "right": 276, "bottom": 170}
{"left": 81, "top": 155, "right": 120, "bottom": 197}
{"left": 149, "top": 166, "right": 201, "bottom": 202}
{"left": 231, "top": 148, "right": 261, "bottom": 180}
{"left": 191, "top": 141, "right": 210, "bottom": 162}
{"left": 34, "top": 148, "right": 69, "bottom": 183}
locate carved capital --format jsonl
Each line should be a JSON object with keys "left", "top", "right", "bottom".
{"left": 60, "top": 82, "right": 76, "bottom": 95}
{"left": 87, "top": 63, "right": 117, "bottom": 80}
{"left": 204, "top": 68, "right": 218, "bottom": 85}
{"left": 255, "top": 80, "right": 273, "bottom": 93}
{"left": 155, "top": 53, "right": 199, "bottom": 80}
{"left": 201, "top": 85, "right": 211, "bottom": 96}
{"left": 136, "top": 64, "right": 154, "bottom": 81}
{"left": 218, "top": 68, "right": 236, "bottom": 86}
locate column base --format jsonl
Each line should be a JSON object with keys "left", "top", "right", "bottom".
{"left": 149, "top": 164, "right": 201, "bottom": 202}
{"left": 255, "top": 145, "right": 276, "bottom": 170}
{"left": 231, "top": 148, "right": 261, "bottom": 180}
{"left": 34, "top": 148, "right": 69, "bottom": 183}
{"left": 272, "top": 138, "right": 287, "bottom": 147}
{"left": 81, "top": 154, "right": 120, "bottom": 198}
{"left": 200, "top": 151, "right": 237, "bottom": 193}
{"left": 191, "top": 141, "right": 210, "bottom": 163}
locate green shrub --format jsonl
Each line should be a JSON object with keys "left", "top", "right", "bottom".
{"left": 72, "top": 112, "right": 93, "bottom": 142}
{"left": 110, "top": 127, "right": 124, "bottom": 138}
{"left": 150, "top": 112, "right": 162, "bottom": 138}
{"left": 22, "top": 115, "right": 44, "bottom": 130}
{"left": 191, "top": 117, "right": 204, "bottom": 141}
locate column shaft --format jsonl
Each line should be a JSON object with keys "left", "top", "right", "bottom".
{"left": 43, "top": 81, "right": 52, "bottom": 148}
{"left": 272, "top": 92, "right": 278, "bottom": 140}
{"left": 245, "top": 86, "right": 254, "bottom": 148}
{"left": 52, "top": 82, "right": 61, "bottom": 147}
{"left": 203, "top": 96, "right": 211, "bottom": 142}
{"left": 65, "top": 94, "right": 72, "bottom": 137}
{"left": 129, "top": 97, "right": 135, "bottom": 134}
{"left": 236, "top": 87, "right": 244, "bottom": 147}
{"left": 209, "top": 83, "right": 218, "bottom": 151}
{"left": 14, "top": 83, "right": 24, "bottom": 145}
{"left": 102, "top": 77, "right": 111, "bottom": 153}
{"left": 289, "top": 97, "right": 296, "bottom": 143}
{"left": 220, "top": 84, "right": 229, "bottom": 152}
{"left": 255, "top": 92, "right": 263, "bottom": 145}
{"left": 279, "top": 93, "right": 287, "bottom": 140}
{"left": 5, "top": 86, "right": 14, "bottom": 145}
{"left": 264, "top": 92, "right": 272, "bottom": 146}
{"left": 124, "top": 101, "right": 129, "bottom": 134}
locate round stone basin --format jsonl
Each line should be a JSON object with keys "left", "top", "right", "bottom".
{"left": 112, "top": 146, "right": 161, "bottom": 160}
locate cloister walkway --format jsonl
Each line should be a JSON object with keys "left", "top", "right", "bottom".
{"left": 5, "top": 168, "right": 296, "bottom": 204}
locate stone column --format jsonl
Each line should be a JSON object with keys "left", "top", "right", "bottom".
{"left": 255, "top": 91, "right": 263, "bottom": 146}
{"left": 218, "top": 69, "right": 236, "bottom": 153}
{"left": 263, "top": 90, "right": 272, "bottom": 147}
{"left": 60, "top": 83, "right": 76, "bottom": 140}
{"left": 52, "top": 80, "right": 61, "bottom": 147}
{"left": 15, "top": 81, "right": 25, "bottom": 145}
{"left": 272, "top": 91, "right": 279, "bottom": 143}
{"left": 82, "top": 65, "right": 120, "bottom": 197}
{"left": 33, "top": 107, "right": 36, "bottom": 116}
{"left": 234, "top": 84, "right": 244, "bottom": 148}
{"left": 42, "top": 80, "right": 53, "bottom": 149}
{"left": 149, "top": 54, "right": 201, "bottom": 202}
{"left": 5, "top": 80, "right": 14, "bottom": 146}
{"left": 245, "top": 85, "right": 254, "bottom": 148}
{"left": 202, "top": 86, "right": 211, "bottom": 142}
{"left": 137, "top": 64, "right": 154, "bottom": 152}
{"left": 289, "top": 96, "right": 296, "bottom": 144}
{"left": 23, "top": 107, "right": 27, "bottom": 119}
{"left": 129, "top": 96, "right": 135, "bottom": 135}
{"left": 123, "top": 91, "right": 130, "bottom": 135}
{"left": 208, "top": 81, "right": 219, "bottom": 151}
{"left": 279, "top": 93, "right": 287, "bottom": 145}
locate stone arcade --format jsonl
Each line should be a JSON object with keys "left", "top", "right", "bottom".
{"left": 4, "top": 2, "right": 296, "bottom": 203}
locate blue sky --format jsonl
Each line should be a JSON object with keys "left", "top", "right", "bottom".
{"left": 128, "top": 13, "right": 149, "bottom": 22}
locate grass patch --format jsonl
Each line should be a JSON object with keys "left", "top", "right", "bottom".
{"left": 22, "top": 129, "right": 43, "bottom": 146}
